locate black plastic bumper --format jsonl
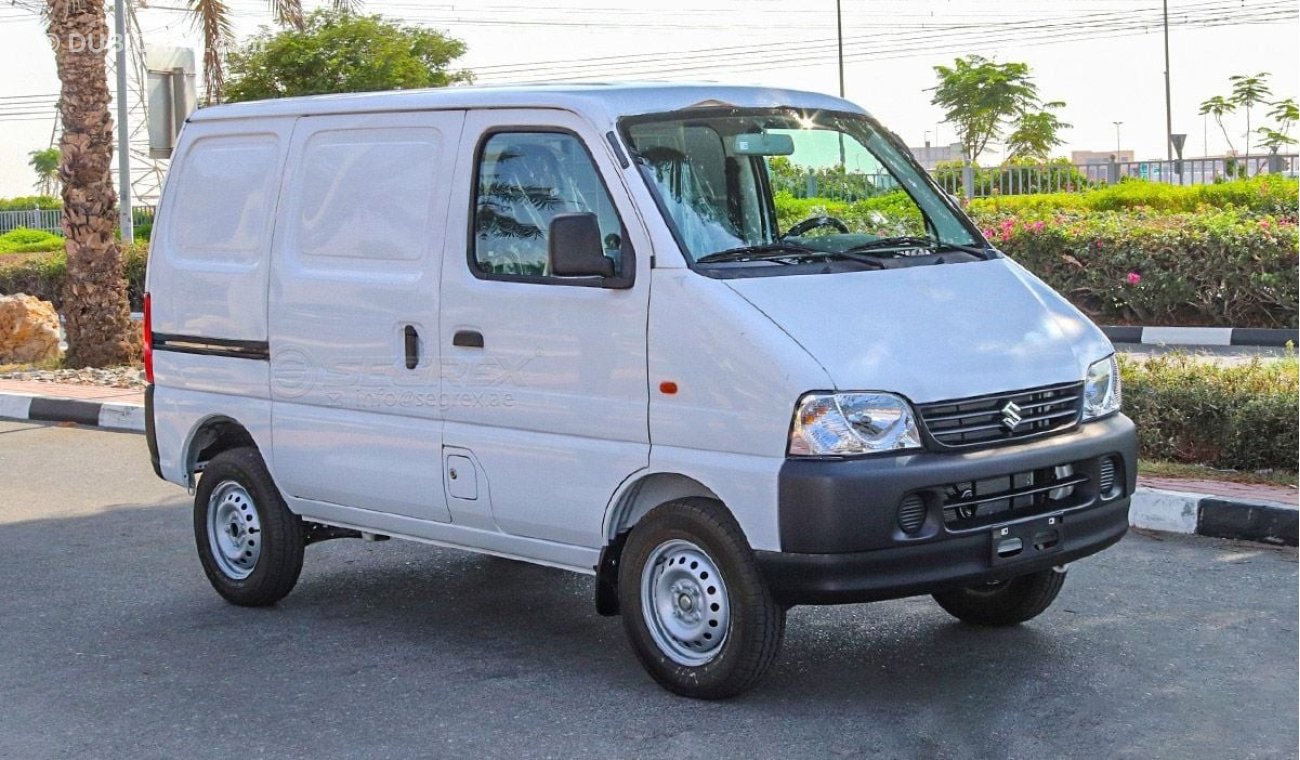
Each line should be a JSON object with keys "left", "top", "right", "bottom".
{"left": 144, "top": 384, "right": 162, "bottom": 480}
{"left": 759, "top": 414, "right": 1137, "bottom": 606}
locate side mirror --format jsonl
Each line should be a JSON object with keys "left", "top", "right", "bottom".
{"left": 549, "top": 212, "right": 615, "bottom": 278}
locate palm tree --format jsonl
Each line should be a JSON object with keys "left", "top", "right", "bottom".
{"left": 44, "top": 0, "right": 135, "bottom": 367}
{"left": 1229, "top": 72, "right": 1272, "bottom": 158}
{"left": 28, "top": 147, "right": 61, "bottom": 196}
{"left": 192, "top": 0, "right": 362, "bottom": 103}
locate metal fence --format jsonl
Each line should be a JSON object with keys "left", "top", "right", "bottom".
{"left": 0, "top": 205, "right": 157, "bottom": 237}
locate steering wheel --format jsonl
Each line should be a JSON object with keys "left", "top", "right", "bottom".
{"left": 785, "top": 215, "right": 850, "bottom": 238}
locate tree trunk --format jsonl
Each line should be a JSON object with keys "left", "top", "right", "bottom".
{"left": 46, "top": 0, "right": 136, "bottom": 368}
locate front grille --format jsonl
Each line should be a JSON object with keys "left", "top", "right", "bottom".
{"left": 939, "top": 464, "right": 1087, "bottom": 531}
{"left": 917, "top": 382, "right": 1083, "bottom": 450}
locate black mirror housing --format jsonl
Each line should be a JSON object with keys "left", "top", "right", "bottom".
{"left": 549, "top": 213, "right": 615, "bottom": 278}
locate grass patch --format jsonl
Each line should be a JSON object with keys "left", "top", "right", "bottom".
{"left": 1139, "top": 459, "right": 1298, "bottom": 487}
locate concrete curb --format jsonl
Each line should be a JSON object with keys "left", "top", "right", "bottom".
{"left": 1102, "top": 325, "right": 1296, "bottom": 347}
{"left": 0, "top": 392, "right": 144, "bottom": 433}
{"left": 1130, "top": 487, "right": 1297, "bottom": 546}
{"left": 0, "top": 389, "right": 1294, "bottom": 545}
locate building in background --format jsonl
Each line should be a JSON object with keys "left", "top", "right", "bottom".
{"left": 909, "top": 142, "right": 964, "bottom": 170}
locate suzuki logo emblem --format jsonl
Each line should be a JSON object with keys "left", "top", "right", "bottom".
{"left": 1001, "top": 401, "right": 1023, "bottom": 431}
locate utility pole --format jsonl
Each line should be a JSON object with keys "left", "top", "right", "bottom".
{"left": 1162, "top": 0, "right": 1173, "bottom": 162}
{"left": 114, "top": 0, "right": 132, "bottom": 240}
{"left": 1113, "top": 121, "right": 1123, "bottom": 155}
{"left": 835, "top": 0, "right": 846, "bottom": 167}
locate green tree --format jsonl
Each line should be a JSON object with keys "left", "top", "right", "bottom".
{"left": 27, "top": 147, "right": 60, "bottom": 196}
{"left": 1229, "top": 72, "right": 1272, "bottom": 157}
{"left": 1198, "top": 95, "right": 1237, "bottom": 156}
{"left": 187, "top": 0, "right": 351, "bottom": 104}
{"left": 224, "top": 10, "right": 472, "bottom": 103}
{"left": 930, "top": 55, "right": 1040, "bottom": 163}
{"left": 1259, "top": 97, "right": 1299, "bottom": 150}
{"left": 1005, "top": 101, "right": 1070, "bottom": 161}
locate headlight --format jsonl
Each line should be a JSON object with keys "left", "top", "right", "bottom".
{"left": 788, "top": 392, "right": 922, "bottom": 456}
{"left": 1082, "top": 355, "right": 1121, "bottom": 421}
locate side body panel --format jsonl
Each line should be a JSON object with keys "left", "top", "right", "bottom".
{"left": 268, "top": 111, "right": 466, "bottom": 523}
{"left": 643, "top": 270, "right": 833, "bottom": 551}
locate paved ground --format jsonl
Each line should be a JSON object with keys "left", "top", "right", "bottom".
{"left": 0, "top": 420, "right": 1296, "bottom": 760}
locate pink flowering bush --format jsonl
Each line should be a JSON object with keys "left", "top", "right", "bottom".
{"left": 982, "top": 208, "right": 1298, "bottom": 327}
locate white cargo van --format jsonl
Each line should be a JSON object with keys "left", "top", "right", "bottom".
{"left": 145, "top": 83, "right": 1136, "bottom": 699}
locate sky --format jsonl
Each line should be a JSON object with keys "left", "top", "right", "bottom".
{"left": 0, "top": 0, "right": 1296, "bottom": 200}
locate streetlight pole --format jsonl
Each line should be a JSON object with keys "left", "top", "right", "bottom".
{"left": 114, "top": 0, "right": 132, "bottom": 240}
{"left": 835, "top": 0, "right": 846, "bottom": 167}
{"left": 1113, "top": 121, "right": 1123, "bottom": 155}
{"left": 1162, "top": 0, "right": 1173, "bottom": 162}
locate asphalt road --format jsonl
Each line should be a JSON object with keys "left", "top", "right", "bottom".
{"left": 1, "top": 420, "right": 1296, "bottom": 760}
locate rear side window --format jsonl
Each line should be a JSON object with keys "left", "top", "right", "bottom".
{"left": 169, "top": 134, "right": 279, "bottom": 262}
{"left": 472, "top": 131, "right": 624, "bottom": 279}
{"left": 296, "top": 127, "right": 440, "bottom": 262}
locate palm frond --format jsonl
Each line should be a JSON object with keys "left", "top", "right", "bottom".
{"left": 188, "top": 0, "right": 235, "bottom": 104}
{"left": 268, "top": 0, "right": 304, "bottom": 30}
{"left": 330, "top": 0, "right": 363, "bottom": 12}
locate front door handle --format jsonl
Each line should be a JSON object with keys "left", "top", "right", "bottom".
{"left": 404, "top": 325, "right": 419, "bottom": 369}
{"left": 453, "top": 329, "right": 484, "bottom": 348}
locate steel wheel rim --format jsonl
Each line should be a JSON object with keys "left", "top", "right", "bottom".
{"left": 207, "top": 481, "right": 262, "bottom": 580}
{"left": 640, "top": 539, "right": 731, "bottom": 667}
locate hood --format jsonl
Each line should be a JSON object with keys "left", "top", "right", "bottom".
{"left": 724, "top": 258, "right": 1113, "bottom": 404}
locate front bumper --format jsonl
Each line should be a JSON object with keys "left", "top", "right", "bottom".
{"left": 759, "top": 414, "right": 1137, "bottom": 606}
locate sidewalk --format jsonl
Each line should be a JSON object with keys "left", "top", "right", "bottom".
{"left": 0, "top": 378, "right": 1294, "bottom": 544}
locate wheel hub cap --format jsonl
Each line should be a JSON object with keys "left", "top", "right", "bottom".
{"left": 641, "top": 539, "right": 730, "bottom": 666}
{"left": 207, "top": 481, "right": 262, "bottom": 580}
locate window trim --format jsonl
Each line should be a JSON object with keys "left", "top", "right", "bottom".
{"left": 466, "top": 126, "right": 635, "bottom": 289}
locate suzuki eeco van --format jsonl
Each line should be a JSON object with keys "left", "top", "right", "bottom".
{"left": 145, "top": 84, "right": 1136, "bottom": 699}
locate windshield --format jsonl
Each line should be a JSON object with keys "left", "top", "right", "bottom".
{"left": 621, "top": 108, "right": 985, "bottom": 268}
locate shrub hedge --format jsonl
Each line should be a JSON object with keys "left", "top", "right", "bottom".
{"left": 968, "top": 175, "right": 1298, "bottom": 217}
{"left": 0, "top": 195, "right": 61, "bottom": 212}
{"left": 0, "top": 243, "right": 146, "bottom": 310}
{"left": 774, "top": 190, "right": 1298, "bottom": 328}
{"left": 983, "top": 209, "right": 1298, "bottom": 327}
{"left": 0, "top": 227, "right": 65, "bottom": 254}
{"left": 1120, "top": 353, "right": 1298, "bottom": 473}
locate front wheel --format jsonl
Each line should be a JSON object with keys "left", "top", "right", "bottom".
{"left": 194, "top": 447, "right": 305, "bottom": 607}
{"left": 931, "top": 567, "right": 1067, "bottom": 626}
{"left": 617, "top": 499, "right": 785, "bottom": 699}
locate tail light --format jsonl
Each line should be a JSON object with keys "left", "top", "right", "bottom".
{"left": 143, "top": 292, "right": 153, "bottom": 384}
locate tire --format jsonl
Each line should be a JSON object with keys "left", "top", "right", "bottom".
{"left": 193, "top": 446, "right": 305, "bottom": 607}
{"left": 617, "top": 498, "right": 785, "bottom": 699}
{"left": 931, "top": 567, "right": 1067, "bottom": 626}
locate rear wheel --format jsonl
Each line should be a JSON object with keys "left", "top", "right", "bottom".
{"left": 194, "top": 447, "right": 305, "bottom": 607}
{"left": 931, "top": 567, "right": 1067, "bottom": 626}
{"left": 617, "top": 499, "right": 785, "bottom": 699}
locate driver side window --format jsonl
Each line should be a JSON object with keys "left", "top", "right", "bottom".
{"left": 472, "top": 131, "right": 624, "bottom": 279}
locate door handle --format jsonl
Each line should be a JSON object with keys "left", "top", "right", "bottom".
{"left": 404, "top": 325, "right": 419, "bottom": 369}
{"left": 453, "top": 330, "right": 484, "bottom": 349}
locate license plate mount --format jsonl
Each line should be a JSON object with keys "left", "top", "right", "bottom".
{"left": 990, "top": 513, "right": 1065, "bottom": 566}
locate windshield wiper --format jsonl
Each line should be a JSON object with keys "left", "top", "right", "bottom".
{"left": 845, "top": 236, "right": 993, "bottom": 259}
{"left": 695, "top": 242, "right": 821, "bottom": 264}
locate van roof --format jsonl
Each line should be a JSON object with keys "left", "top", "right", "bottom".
{"left": 188, "top": 82, "right": 866, "bottom": 124}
